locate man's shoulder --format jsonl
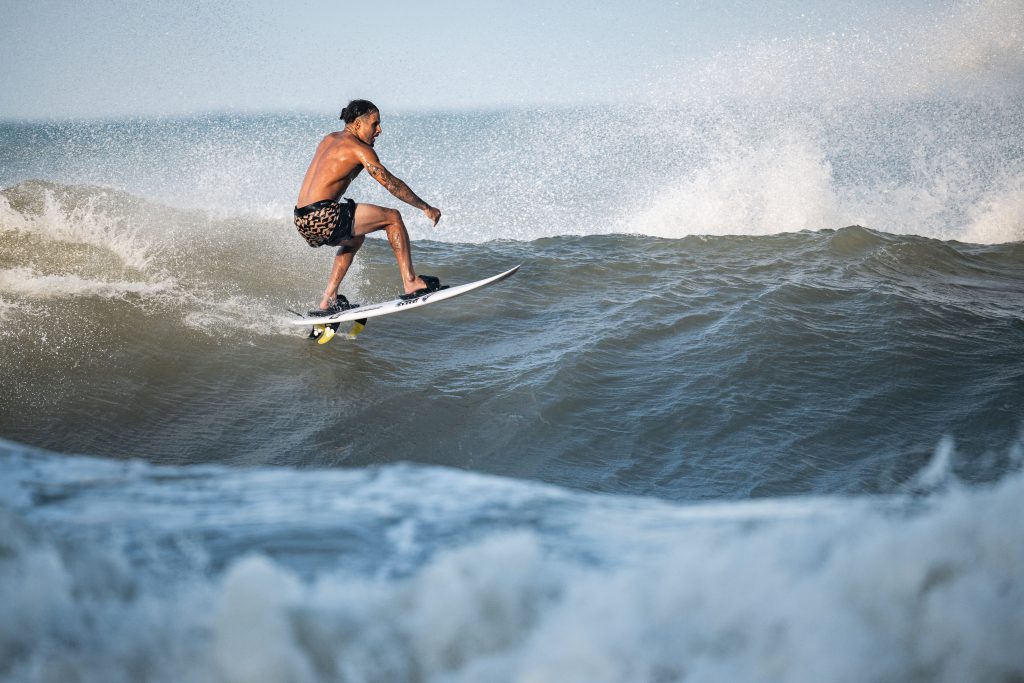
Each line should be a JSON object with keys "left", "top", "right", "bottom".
{"left": 323, "top": 131, "right": 371, "bottom": 156}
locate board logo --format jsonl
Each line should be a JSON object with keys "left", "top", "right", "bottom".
{"left": 397, "top": 293, "right": 433, "bottom": 307}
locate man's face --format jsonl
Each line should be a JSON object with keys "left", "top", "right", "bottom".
{"left": 354, "top": 111, "right": 382, "bottom": 147}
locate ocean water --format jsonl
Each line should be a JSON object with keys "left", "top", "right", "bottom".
{"left": 2, "top": 2, "right": 1024, "bottom": 680}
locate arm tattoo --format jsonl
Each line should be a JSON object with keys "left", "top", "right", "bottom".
{"left": 366, "top": 163, "right": 428, "bottom": 210}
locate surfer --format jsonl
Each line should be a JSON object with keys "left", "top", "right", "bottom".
{"left": 294, "top": 99, "right": 442, "bottom": 315}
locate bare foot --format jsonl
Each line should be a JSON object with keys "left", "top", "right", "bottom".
{"left": 318, "top": 294, "right": 340, "bottom": 310}
{"left": 403, "top": 276, "right": 427, "bottom": 295}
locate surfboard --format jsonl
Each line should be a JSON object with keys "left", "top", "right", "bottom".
{"left": 290, "top": 264, "right": 520, "bottom": 344}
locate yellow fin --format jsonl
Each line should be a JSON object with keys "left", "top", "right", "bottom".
{"left": 346, "top": 321, "right": 366, "bottom": 339}
{"left": 316, "top": 325, "right": 336, "bottom": 345}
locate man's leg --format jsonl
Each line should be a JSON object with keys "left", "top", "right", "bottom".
{"left": 319, "top": 236, "right": 364, "bottom": 310}
{"left": 351, "top": 204, "right": 428, "bottom": 295}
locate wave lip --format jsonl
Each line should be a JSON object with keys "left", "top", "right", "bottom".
{"left": 1, "top": 181, "right": 157, "bottom": 270}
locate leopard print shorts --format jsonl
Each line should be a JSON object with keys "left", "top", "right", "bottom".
{"left": 293, "top": 198, "right": 355, "bottom": 247}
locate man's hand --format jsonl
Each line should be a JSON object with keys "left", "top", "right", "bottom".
{"left": 424, "top": 206, "right": 441, "bottom": 226}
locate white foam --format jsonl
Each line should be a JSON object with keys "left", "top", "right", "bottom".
{"left": 0, "top": 266, "right": 173, "bottom": 301}
{"left": 621, "top": 0, "right": 1024, "bottom": 243}
{"left": 0, "top": 191, "right": 155, "bottom": 270}
{"left": 961, "top": 173, "right": 1024, "bottom": 244}
{"left": 213, "top": 556, "right": 315, "bottom": 683}
{"left": 912, "top": 435, "right": 957, "bottom": 491}
{"left": 192, "top": 475, "right": 1024, "bottom": 683}
{"left": 0, "top": 296, "right": 27, "bottom": 323}
{"left": 0, "top": 264, "right": 294, "bottom": 341}
{"left": 634, "top": 132, "right": 842, "bottom": 237}
{"left": 1, "top": 443, "right": 1022, "bottom": 682}
{"left": 180, "top": 293, "right": 310, "bottom": 338}
{"left": 620, "top": 106, "right": 1024, "bottom": 243}
{"left": 0, "top": 507, "right": 212, "bottom": 683}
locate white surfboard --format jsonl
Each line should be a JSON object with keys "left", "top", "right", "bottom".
{"left": 290, "top": 265, "right": 520, "bottom": 343}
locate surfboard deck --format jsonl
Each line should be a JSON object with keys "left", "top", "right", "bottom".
{"left": 290, "top": 265, "right": 520, "bottom": 343}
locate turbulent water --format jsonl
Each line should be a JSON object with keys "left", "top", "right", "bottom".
{"left": 2, "top": 2, "right": 1024, "bottom": 679}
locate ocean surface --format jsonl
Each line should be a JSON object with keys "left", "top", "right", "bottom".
{"left": 2, "top": 11, "right": 1024, "bottom": 680}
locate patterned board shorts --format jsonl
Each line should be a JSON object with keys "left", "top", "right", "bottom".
{"left": 293, "top": 198, "right": 356, "bottom": 247}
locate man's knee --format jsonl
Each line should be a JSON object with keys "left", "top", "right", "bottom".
{"left": 336, "top": 235, "right": 365, "bottom": 255}
{"left": 384, "top": 208, "right": 403, "bottom": 226}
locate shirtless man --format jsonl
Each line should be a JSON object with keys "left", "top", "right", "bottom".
{"left": 294, "top": 99, "right": 442, "bottom": 315}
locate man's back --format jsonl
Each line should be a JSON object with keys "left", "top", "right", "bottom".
{"left": 296, "top": 131, "right": 366, "bottom": 206}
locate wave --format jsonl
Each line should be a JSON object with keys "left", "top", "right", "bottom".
{"left": 1, "top": 436, "right": 1022, "bottom": 683}
{"left": 1, "top": 185, "right": 1021, "bottom": 500}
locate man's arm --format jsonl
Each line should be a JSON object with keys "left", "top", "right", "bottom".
{"left": 357, "top": 146, "right": 440, "bottom": 225}
{"left": 366, "top": 160, "right": 427, "bottom": 209}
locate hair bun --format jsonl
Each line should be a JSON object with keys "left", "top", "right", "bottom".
{"left": 340, "top": 99, "right": 378, "bottom": 124}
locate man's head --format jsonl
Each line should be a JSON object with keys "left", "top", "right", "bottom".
{"left": 341, "top": 99, "right": 381, "bottom": 146}
{"left": 340, "top": 99, "right": 377, "bottom": 123}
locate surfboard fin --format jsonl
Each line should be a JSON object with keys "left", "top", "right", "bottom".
{"left": 346, "top": 318, "right": 368, "bottom": 339}
{"left": 310, "top": 322, "right": 340, "bottom": 345}
{"left": 317, "top": 325, "right": 337, "bottom": 345}
{"left": 310, "top": 320, "right": 360, "bottom": 344}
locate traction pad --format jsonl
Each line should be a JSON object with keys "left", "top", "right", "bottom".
{"left": 399, "top": 275, "right": 446, "bottom": 300}
{"left": 307, "top": 294, "right": 357, "bottom": 317}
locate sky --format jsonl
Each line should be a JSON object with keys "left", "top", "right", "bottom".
{"left": 0, "top": 0, "right": 978, "bottom": 120}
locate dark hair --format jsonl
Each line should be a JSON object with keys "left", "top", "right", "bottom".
{"left": 340, "top": 99, "right": 378, "bottom": 123}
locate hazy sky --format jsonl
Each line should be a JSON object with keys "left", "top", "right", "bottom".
{"left": 1, "top": 0, "right": 959, "bottom": 119}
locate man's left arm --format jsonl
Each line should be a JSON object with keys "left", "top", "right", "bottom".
{"left": 358, "top": 147, "right": 441, "bottom": 225}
